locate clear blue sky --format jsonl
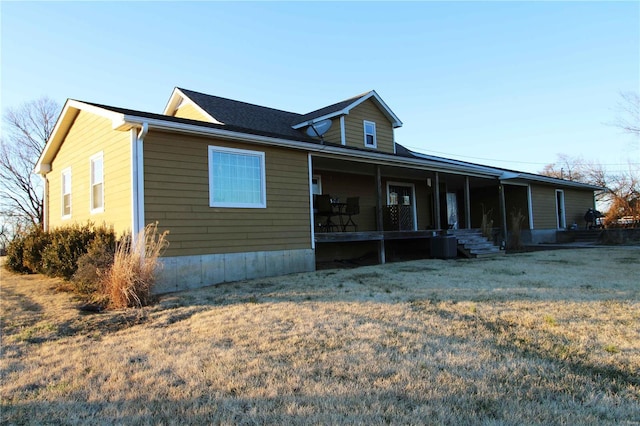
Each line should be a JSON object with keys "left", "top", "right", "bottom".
{"left": 2, "top": 1, "right": 638, "bottom": 174}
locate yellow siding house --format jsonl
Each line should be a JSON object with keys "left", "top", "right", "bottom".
{"left": 37, "top": 88, "right": 601, "bottom": 293}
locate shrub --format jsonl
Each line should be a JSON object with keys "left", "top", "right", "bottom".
{"left": 4, "top": 225, "right": 50, "bottom": 274}
{"left": 5, "top": 233, "right": 29, "bottom": 274}
{"left": 507, "top": 209, "right": 525, "bottom": 250}
{"left": 101, "top": 223, "right": 169, "bottom": 309}
{"left": 72, "top": 232, "right": 116, "bottom": 295}
{"left": 22, "top": 227, "right": 51, "bottom": 274}
{"left": 41, "top": 223, "right": 97, "bottom": 279}
{"left": 481, "top": 205, "right": 494, "bottom": 240}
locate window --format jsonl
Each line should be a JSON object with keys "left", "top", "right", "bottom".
{"left": 364, "top": 120, "right": 377, "bottom": 148}
{"left": 90, "top": 152, "right": 104, "bottom": 213}
{"left": 61, "top": 168, "right": 71, "bottom": 218}
{"left": 312, "top": 174, "right": 322, "bottom": 195}
{"left": 208, "top": 146, "right": 266, "bottom": 208}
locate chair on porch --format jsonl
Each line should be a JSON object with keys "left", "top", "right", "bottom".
{"left": 315, "top": 194, "right": 339, "bottom": 232}
{"left": 342, "top": 197, "right": 360, "bottom": 232}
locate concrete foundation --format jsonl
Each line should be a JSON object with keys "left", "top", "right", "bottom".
{"left": 154, "top": 248, "right": 316, "bottom": 294}
{"left": 522, "top": 229, "right": 558, "bottom": 244}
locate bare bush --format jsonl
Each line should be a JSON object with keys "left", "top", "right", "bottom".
{"left": 101, "top": 223, "right": 169, "bottom": 309}
{"left": 507, "top": 209, "right": 525, "bottom": 250}
{"left": 480, "top": 205, "right": 494, "bottom": 240}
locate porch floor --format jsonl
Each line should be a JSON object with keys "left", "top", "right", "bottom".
{"left": 314, "top": 230, "right": 439, "bottom": 243}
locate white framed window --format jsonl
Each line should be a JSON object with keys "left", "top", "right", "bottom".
{"left": 90, "top": 152, "right": 104, "bottom": 213}
{"left": 312, "top": 174, "right": 322, "bottom": 195}
{"left": 364, "top": 120, "right": 377, "bottom": 148}
{"left": 208, "top": 146, "right": 266, "bottom": 208}
{"left": 61, "top": 167, "right": 72, "bottom": 219}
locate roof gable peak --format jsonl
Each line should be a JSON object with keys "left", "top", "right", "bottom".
{"left": 292, "top": 90, "right": 403, "bottom": 129}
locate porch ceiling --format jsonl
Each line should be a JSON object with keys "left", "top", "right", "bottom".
{"left": 312, "top": 156, "right": 432, "bottom": 180}
{"left": 312, "top": 156, "right": 499, "bottom": 185}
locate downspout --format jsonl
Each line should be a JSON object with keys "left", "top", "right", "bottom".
{"left": 308, "top": 154, "right": 315, "bottom": 250}
{"left": 375, "top": 165, "right": 385, "bottom": 264}
{"left": 131, "top": 122, "right": 148, "bottom": 241}
{"left": 41, "top": 175, "right": 49, "bottom": 232}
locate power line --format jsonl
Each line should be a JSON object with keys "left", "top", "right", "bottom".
{"left": 401, "top": 144, "right": 640, "bottom": 167}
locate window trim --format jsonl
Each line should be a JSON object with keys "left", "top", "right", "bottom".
{"left": 208, "top": 145, "right": 266, "bottom": 209}
{"left": 364, "top": 120, "right": 377, "bottom": 148}
{"left": 311, "top": 174, "right": 322, "bottom": 195}
{"left": 90, "top": 152, "right": 104, "bottom": 214}
{"left": 61, "top": 167, "right": 72, "bottom": 219}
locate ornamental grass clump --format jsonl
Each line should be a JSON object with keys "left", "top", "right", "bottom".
{"left": 102, "top": 223, "right": 169, "bottom": 309}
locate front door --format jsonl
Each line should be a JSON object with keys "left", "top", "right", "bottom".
{"left": 446, "top": 192, "right": 459, "bottom": 229}
{"left": 387, "top": 182, "right": 417, "bottom": 231}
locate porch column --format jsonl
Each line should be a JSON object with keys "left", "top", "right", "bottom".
{"left": 464, "top": 176, "right": 471, "bottom": 229}
{"left": 376, "top": 165, "right": 385, "bottom": 264}
{"left": 498, "top": 181, "right": 508, "bottom": 244}
{"left": 434, "top": 172, "right": 441, "bottom": 230}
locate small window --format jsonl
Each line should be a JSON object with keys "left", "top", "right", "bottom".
{"left": 364, "top": 120, "right": 377, "bottom": 148}
{"left": 90, "top": 152, "right": 104, "bottom": 213}
{"left": 208, "top": 146, "right": 266, "bottom": 208}
{"left": 61, "top": 168, "right": 71, "bottom": 219}
{"left": 312, "top": 174, "right": 322, "bottom": 195}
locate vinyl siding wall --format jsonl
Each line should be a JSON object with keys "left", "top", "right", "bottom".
{"left": 172, "top": 103, "right": 212, "bottom": 122}
{"left": 530, "top": 184, "right": 594, "bottom": 229}
{"left": 47, "top": 111, "right": 132, "bottom": 234}
{"left": 564, "top": 188, "right": 596, "bottom": 226}
{"left": 321, "top": 118, "right": 342, "bottom": 145}
{"left": 143, "top": 131, "right": 312, "bottom": 257}
{"left": 343, "top": 99, "right": 395, "bottom": 154}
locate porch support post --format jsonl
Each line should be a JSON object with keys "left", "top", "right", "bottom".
{"left": 464, "top": 176, "right": 471, "bottom": 229}
{"left": 434, "top": 172, "right": 441, "bottom": 230}
{"left": 376, "top": 165, "right": 385, "bottom": 264}
{"left": 498, "top": 181, "right": 508, "bottom": 246}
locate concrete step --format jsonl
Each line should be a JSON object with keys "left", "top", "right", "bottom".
{"left": 451, "top": 229, "right": 503, "bottom": 258}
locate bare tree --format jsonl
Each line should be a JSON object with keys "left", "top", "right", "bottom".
{"left": 614, "top": 91, "right": 640, "bottom": 136}
{"left": 540, "top": 154, "right": 588, "bottom": 182}
{"left": 0, "top": 97, "right": 60, "bottom": 229}
{"left": 540, "top": 154, "right": 639, "bottom": 224}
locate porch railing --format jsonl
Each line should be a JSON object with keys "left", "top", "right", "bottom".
{"left": 383, "top": 205, "right": 414, "bottom": 231}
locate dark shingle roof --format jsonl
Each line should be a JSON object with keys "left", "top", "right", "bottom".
{"left": 82, "top": 101, "right": 320, "bottom": 144}
{"left": 177, "top": 88, "right": 306, "bottom": 139}
{"left": 295, "top": 93, "right": 370, "bottom": 125}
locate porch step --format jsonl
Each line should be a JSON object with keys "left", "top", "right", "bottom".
{"left": 451, "top": 229, "right": 504, "bottom": 258}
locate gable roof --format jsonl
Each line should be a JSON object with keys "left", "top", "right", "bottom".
{"left": 292, "top": 90, "right": 403, "bottom": 129}
{"left": 165, "top": 88, "right": 306, "bottom": 139}
{"left": 38, "top": 92, "right": 601, "bottom": 192}
{"left": 164, "top": 88, "right": 403, "bottom": 139}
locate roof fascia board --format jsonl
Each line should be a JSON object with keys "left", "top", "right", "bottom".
{"left": 291, "top": 110, "right": 350, "bottom": 130}
{"left": 36, "top": 100, "right": 125, "bottom": 173}
{"left": 162, "top": 88, "right": 221, "bottom": 124}
{"left": 346, "top": 90, "right": 403, "bottom": 128}
{"left": 162, "top": 87, "right": 184, "bottom": 115}
{"left": 501, "top": 174, "right": 604, "bottom": 191}
{"left": 120, "top": 114, "right": 501, "bottom": 178}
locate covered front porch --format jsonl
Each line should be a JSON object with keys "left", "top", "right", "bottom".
{"left": 309, "top": 155, "right": 522, "bottom": 263}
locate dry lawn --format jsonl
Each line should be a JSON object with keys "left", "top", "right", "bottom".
{"left": 1, "top": 248, "right": 639, "bottom": 425}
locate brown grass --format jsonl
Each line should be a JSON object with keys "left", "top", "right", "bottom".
{"left": 101, "top": 223, "right": 168, "bottom": 309}
{"left": 1, "top": 248, "right": 639, "bottom": 424}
